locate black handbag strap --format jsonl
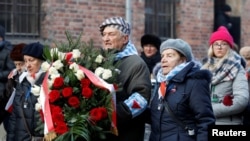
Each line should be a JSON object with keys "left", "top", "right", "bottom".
{"left": 20, "top": 105, "right": 33, "bottom": 139}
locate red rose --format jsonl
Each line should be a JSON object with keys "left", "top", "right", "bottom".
{"left": 53, "top": 77, "right": 64, "bottom": 89}
{"left": 50, "top": 105, "right": 63, "bottom": 114}
{"left": 49, "top": 90, "right": 61, "bottom": 103}
{"left": 54, "top": 121, "right": 68, "bottom": 135}
{"left": 223, "top": 94, "right": 234, "bottom": 106}
{"left": 89, "top": 107, "right": 108, "bottom": 122}
{"left": 52, "top": 111, "right": 65, "bottom": 122}
{"left": 81, "top": 78, "right": 91, "bottom": 87}
{"left": 90, "top": 108, "right": 102, "bottom": 122}
{"left": 65, "top": 52, "right": 73, "bottom": 62}
{"left": 82, "top": 87, "right": 93, "bottom": 99}
{"left": 39, "top": 110, "right": 44, "bottom": 122}
{"left": 99, "top": 107, "right": 108, "bottom": 119}
{"left": 113, "top": 84, "right": 119, "bottom": 91}
{"left": 62, "top": 87, "right": 73, "bottom": 98}
{"left": 68, "top": 96, "right": 80, "bottom": 108}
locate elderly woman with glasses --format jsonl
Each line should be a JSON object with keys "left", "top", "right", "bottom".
{"left": 202, "top": 26, "right": 249, "bottom": 125}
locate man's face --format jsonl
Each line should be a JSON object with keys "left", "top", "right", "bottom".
{"left": 101, "top": 27, "right": 129, "bottom": 50}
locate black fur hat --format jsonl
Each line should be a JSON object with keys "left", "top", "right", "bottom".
{"left": 22, "top": 42, "right": 45, "bottom": 60}
{"left": 141, "top": 34, "right": 161, "bottom": 50}
{"left": 222, "top": 4, "right": 231, "bottom": 12}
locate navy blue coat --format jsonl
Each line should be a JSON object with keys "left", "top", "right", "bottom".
{"left": 150, "top": 62, "right": 215, "bottom": 141}
{"left": 7, "top": 72, "right": 46, "bottom": 141}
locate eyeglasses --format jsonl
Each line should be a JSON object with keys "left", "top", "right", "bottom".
{"left": 212, "top": 42, "right": 229, "bottom": 49}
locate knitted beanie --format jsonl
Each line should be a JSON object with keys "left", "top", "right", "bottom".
{"left": 240, "top": 46, "right": 250, "bottom": 59}
{"left": 141, "top": 34, "right": 161, "bottom": 50}
{"left": 10, "top": 43, "right": 26, "bottom": 61}
{"left": 209, "top": 26, "right": 234, "bottom": 48}
{"left": 22, "top": 42, "right": 45, "bottom": 60}
{"left": 99, "top": 17, "right": 130, "bottom": 35}
{"left": 160, "top": 38, "right": 193, "bottom": 62}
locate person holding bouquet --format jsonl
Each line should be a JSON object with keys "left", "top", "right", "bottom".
{"left": 99, "top": 17, "right": 152, "bottom": 141}
{"left": 6, "top": 42, "right": 46, "bottom": 141}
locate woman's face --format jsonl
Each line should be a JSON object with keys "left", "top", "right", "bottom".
{"left": 161, "top": 49, "right": 185, "bottom": 75}
{"left": 23, "top": 55, "right": 43, "bottom": 74}
{"left": 212, "top": 40, "right": 230, "bottom": 58}
{"left": 14, "top": 61, "right": 25, "bottom": 73}
{"left": 142, "top": 44, "right": 158, "bottom": 58}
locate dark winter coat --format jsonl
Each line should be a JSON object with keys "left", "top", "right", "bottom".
{"left": 214, "top": 11, "right": 232, "bottom": 31}
{"left": 150, "top": 62, "right": 215, "bottom": 141}
{"left": 7, "top": 72, "right": 46, "bottom": 141}
{"left": 105, "top": 55, "right": 152, "bottom": 141}
{"left": 0, "top": 40, "right": 15, "bottom": 124}
{"left": 140, "top": 51, "right": 161, "bottom": 74}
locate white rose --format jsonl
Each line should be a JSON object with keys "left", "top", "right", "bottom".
{"left": 58, "top": 52, "right": 66, "bottom": 60}
{"left": 35, "top": 102, "right": 42, "bottom": 111}
{"left": 41, "top": 62, "right": 51, "bottom": 72}
{"left": 31, "top": 85, "right": 41, "bottom": 96}
{"left": 95, "top": 67, "right": 104, "bottom": 77}
{"left": 72, "top": 49, "right": 81, "bottom": 59}
{"left": 69, "top": 62, "right": 79, "bottom": 72}
{"left": 102, "top": 69, "right": 112, "bottom": 80}
{"left": 52, "top": 60, "right": 64, "bottom": 70}
{"left": 50, "top": 73, "right": 61, "bottom": 82}
{"left": 50, "top": 48, "right": 58, "bottom": 55}
{"left": 75, "top": 70, "right": 85, "bottom": 80}
{"left": 95, "top": 55, "right": 104, "bottom": 63}
{"left": 48, "top": 67, "right": 59, "bottom": 76}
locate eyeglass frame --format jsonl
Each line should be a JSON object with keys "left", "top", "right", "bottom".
{"left": 212, "top": 42, "right": 230, "bottom": 49}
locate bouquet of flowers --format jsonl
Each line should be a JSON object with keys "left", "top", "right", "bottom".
{"left": 35, "top": 32, "right": 120, "bottom": 141}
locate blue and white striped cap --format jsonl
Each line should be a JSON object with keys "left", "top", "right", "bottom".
{"left": 100, "top": 17, "right": 130, "bottom": 35}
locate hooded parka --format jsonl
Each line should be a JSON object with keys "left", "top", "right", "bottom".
{"left": 150, "top": 62, "right": 215, "bottom": 141}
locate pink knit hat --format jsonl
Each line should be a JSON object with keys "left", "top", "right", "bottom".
{"left": 209, "top": 26, "right": 234, "bottom": 48}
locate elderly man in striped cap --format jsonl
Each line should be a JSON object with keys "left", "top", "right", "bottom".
{"left": 100, "top": 17, "right": 151, "bottom": 141}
